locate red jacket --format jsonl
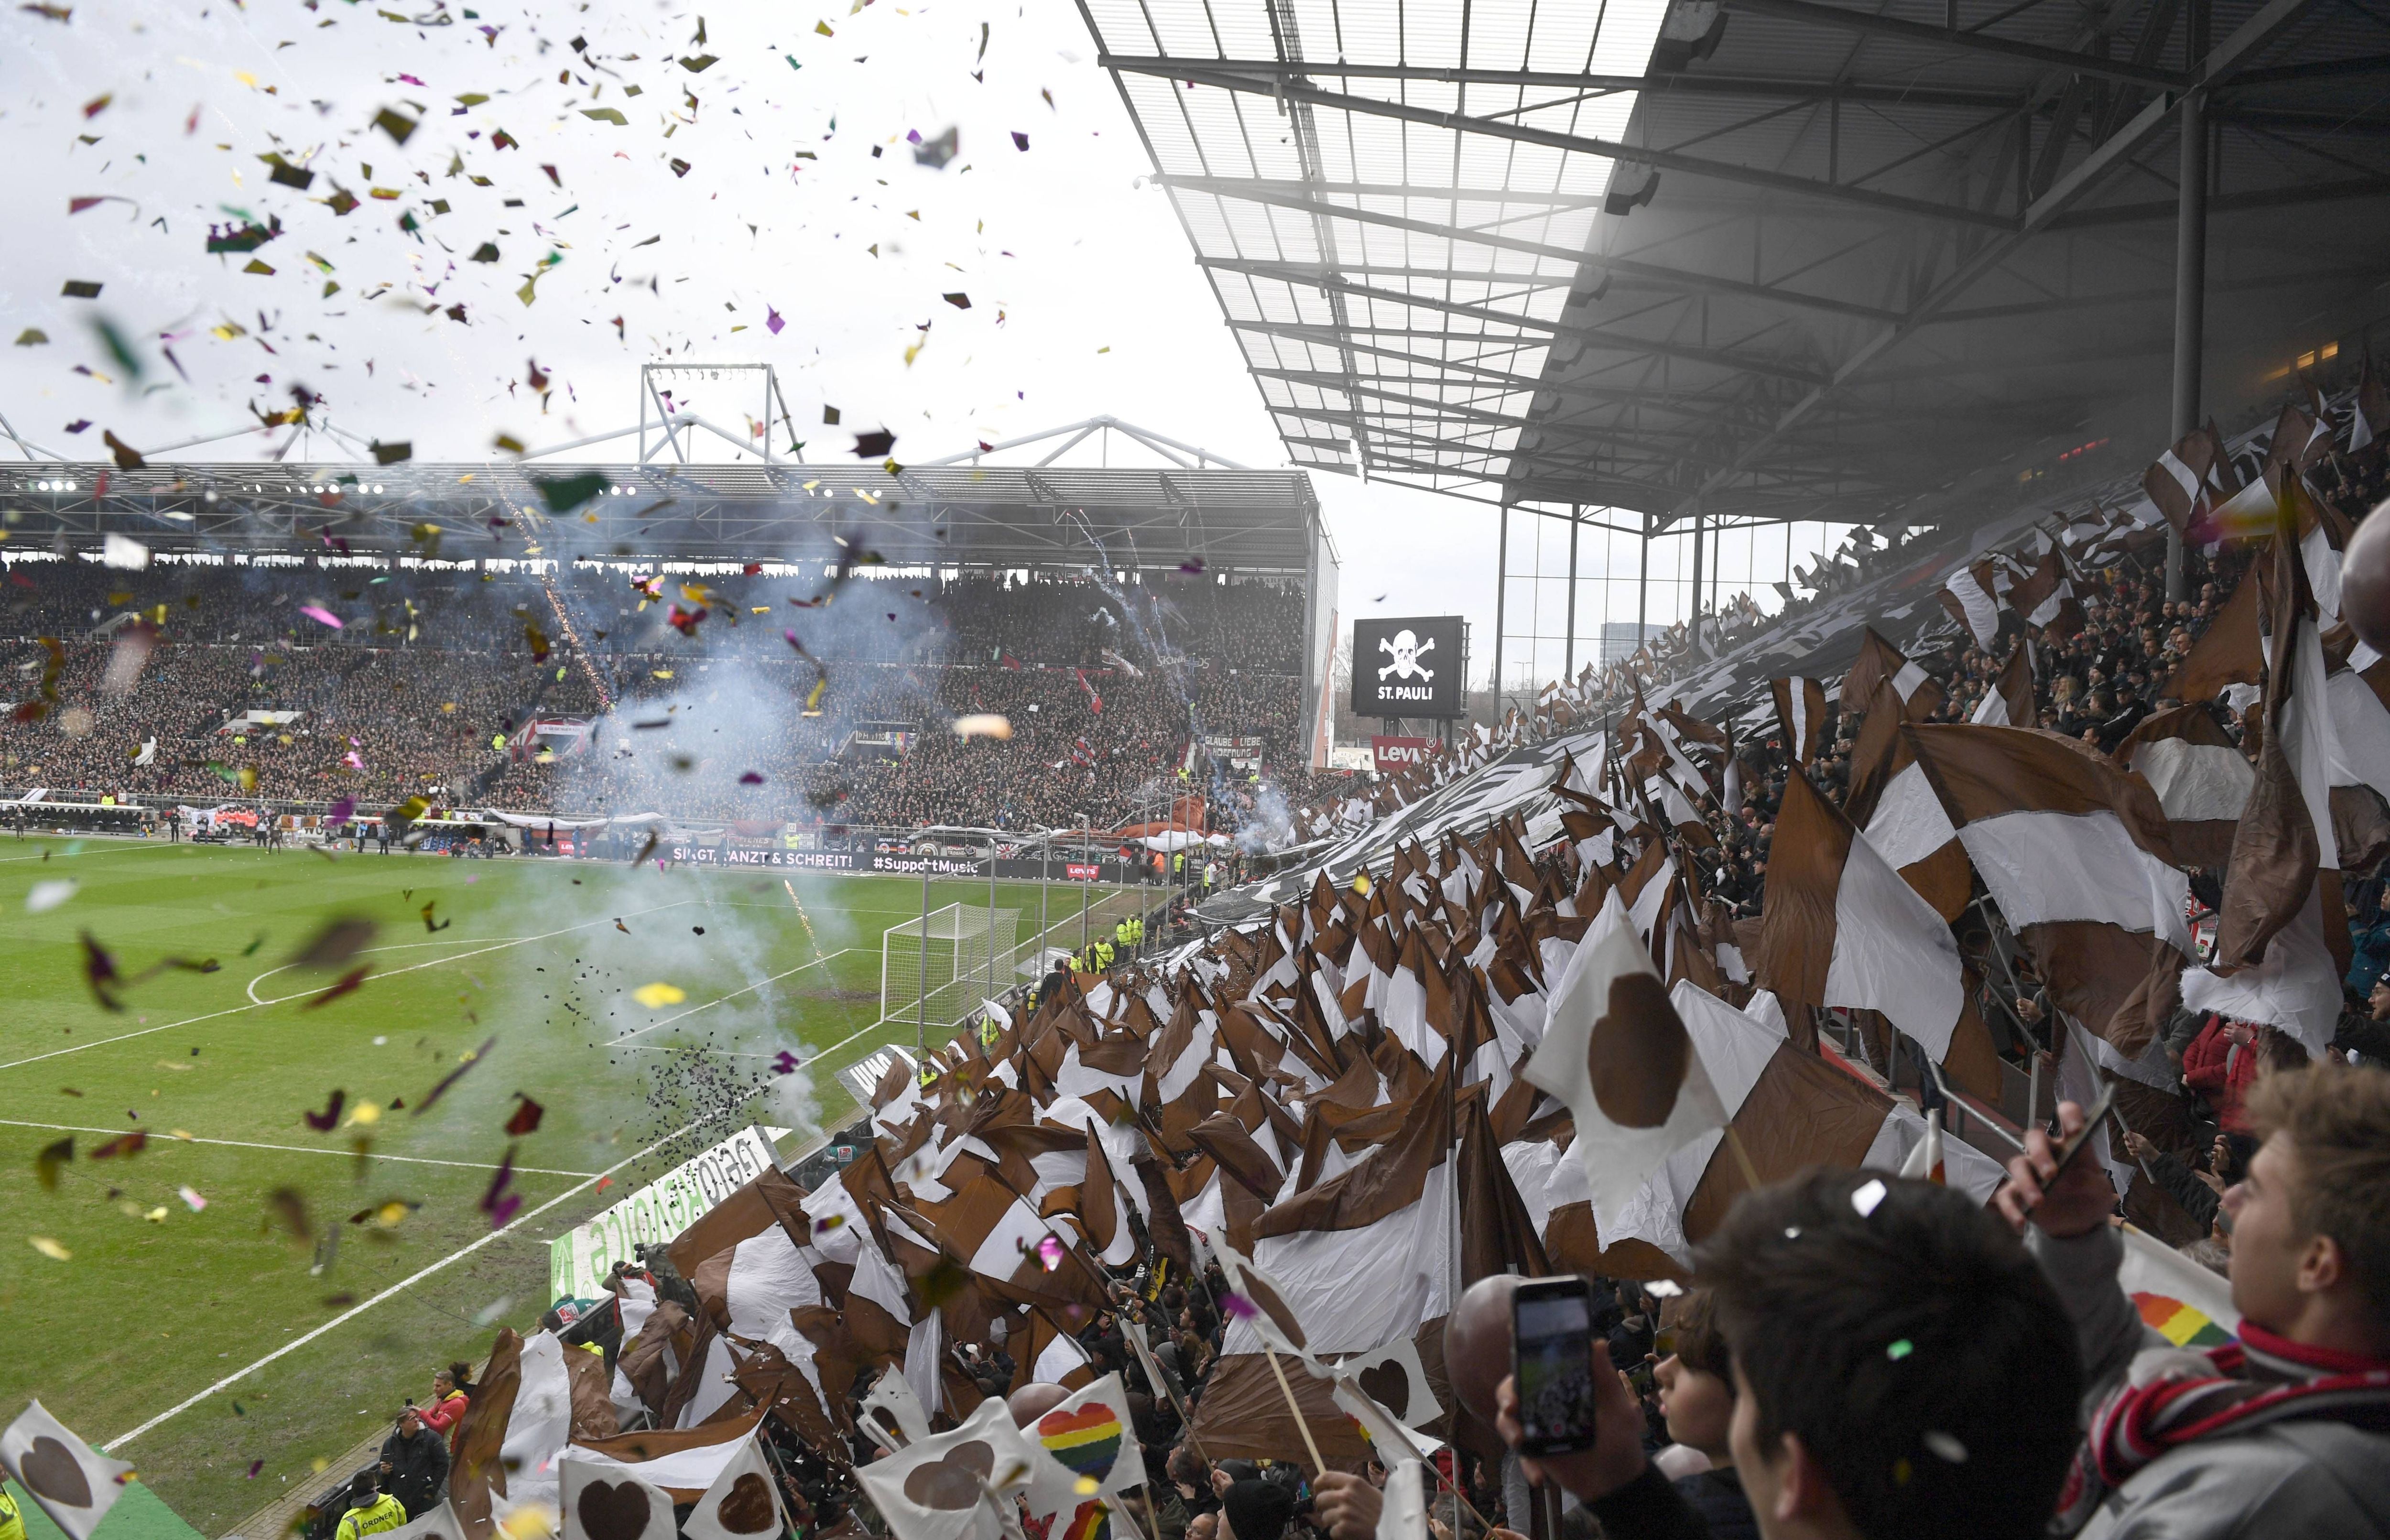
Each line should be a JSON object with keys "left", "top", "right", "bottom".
{"left": 2183, "top": 1019, "right": 2259, "bottom": 1133}
{"left": 420, "top": 1390, "right": 469, "bottom": 1452}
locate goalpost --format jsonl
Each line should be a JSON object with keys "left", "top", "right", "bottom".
{"left": 880, "top": 902, "right": 1024, "bottom": 1033}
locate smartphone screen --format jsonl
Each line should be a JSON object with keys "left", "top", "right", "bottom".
{"left": 1512, "top": 1279, "right": 1598, "bottom": 1453}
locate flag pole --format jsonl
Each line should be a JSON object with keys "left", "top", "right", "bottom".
{"left": 1260, "top": 1347, "right": 1327, "bottom": 1475}
{"left": 1722, "top": 1123, "right": 1763, "bottom": 1192}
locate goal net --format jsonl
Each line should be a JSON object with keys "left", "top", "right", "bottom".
{"left": 880, "top": 902, "right": 1024, "bottom": 1031}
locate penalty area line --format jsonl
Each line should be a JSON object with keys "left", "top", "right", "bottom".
{"left": 0, "top": 898, "right": 697, "bottom": 1074}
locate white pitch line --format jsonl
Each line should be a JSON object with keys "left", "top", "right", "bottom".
{"left": 104, "top": 1112, "right": 713, "bottom": 1452}
{"left": 0, "top": 1119, "right": 598, "bottom": 1177}
{"left": 0, "top": 898, "right": 696, "bottom": 1073}
{"left": 243, "top": 937, "right": 522, "bottom": 1006}
{"left": 604, "top": 948, "right": 855, "bottom": 1043}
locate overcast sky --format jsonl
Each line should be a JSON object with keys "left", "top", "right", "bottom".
{"left": 1, "top": 0, "right": 1841, "bottom": 694}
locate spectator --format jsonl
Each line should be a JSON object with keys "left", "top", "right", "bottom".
{"left": 1653, "top": 1292, "right": 1758, "bottom": 1540}
{"left": 1493, "top": 1171, "right": 2083, "bottom": 1540}
{"left": 2002, "top": 1070, "right": 2390, "bottom": 1537}
{"left": 2184, "top": 1017, "right": 2262, "bottom": 1133}
{"left": 421, "top": 1364, "right": 472, "bottom": 1451}
{"left": 378, "top": 1408, "right": 449, "bottom": 1518}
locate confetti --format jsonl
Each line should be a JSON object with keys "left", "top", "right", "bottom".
{"left": 952, "top": 714, "right": 1012, "bottom": 740}
{"left": 34, "top": 1137, "right": 72, "bottom": 1191}
{"left": 480, "top": 1145, "right": 522, "bottom": 1228}
{"left": 1851, "top": 1178, "right": 1888, "bottom": 1217}
{"left": 28, "top": 1237, "right": 71, "bottom": 1262}
{"left": 80, "top": 930, "right": 123, "bottom": 1011}
{"left": 289, "top": 916, "right": 376, "bottom": 969}
{"left": 504, "top": 1093, "right": 544, "bottom": 1136}
{"left": 631, "top": 982, "right": 685, "bottom": 1008}
{"left": 300, "top": 604, "right": 343, "bottom": 629}
{"left": 1886, "top": 1338, "right": 1913, "bottom": 1361}
{"left": 304, "top": 1091, "right": 346, "bottom": 1132}
{"left": 372, "top": 107, "right": 418, "bottom": 144}
{"left": 413, "top": 1035, "right": 496, "bottom": 1116}
{"left": 1922, "top": 1431, "right": 1967, "bottom": 1463}
{"left": 304, "top": 965, "right": 371, "bottom": 1009}
{"left": 178, "top": 1186, "right": 207, "bottom": 1213}
{"left": 27, "top": 879, "right": 77, "bottom": 913}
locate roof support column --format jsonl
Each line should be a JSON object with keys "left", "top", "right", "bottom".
{"left": 1493, "top": 504, "right": 1510, "bottom": 713}
{"left": 1689, "top": 507, "right": 1706, "bottom": 655}
{"left": 1637, "top": 512, "right": 1652, "bottom": 662}
{"left": 2167, "top": 1, "right": 2212, "bottom": 602}
{"left": 1564, "top": 513, "right": 1580, "bottom": 676}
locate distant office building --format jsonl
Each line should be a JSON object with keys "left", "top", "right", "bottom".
{"left": 1599, "top": 621, "right": 1658, "bottom": 662}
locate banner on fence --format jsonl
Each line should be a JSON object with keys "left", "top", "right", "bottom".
{"left": 547, "top": 1125, "right": 779, "bottom": 1301}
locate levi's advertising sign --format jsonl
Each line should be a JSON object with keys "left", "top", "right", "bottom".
{"left": 1351, "top": 616, "right": 1465, "bottom": 719}
{"left": 1370, "top": 736, "right": 1436, "bottom": 773}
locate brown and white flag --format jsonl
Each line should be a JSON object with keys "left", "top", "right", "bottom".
{"left": 1968, "top": 639, "right": 2035, "bottom": 729}
{"left": 2007, "top": 544, "right": 2084, "bottom": 637}
{"left": 2188, "top": 521, "right": 2348, "bottom": 1053}
{"left": 2141, "top": 423, "right": 2238, "bottom": 534}
{"left": 1235, "top": 1063, "right": 1459, "bottom": 1359}
{"left": 2354, "top": 351, "right": 2390, "bottom": 453}
{"left": 1940, "top": 560, "right": 2004, "bottom": 651}
{"left": 1901, "top": 723, "right": 2191, "bottom": 1053}
{"left": 1841, "top": 628, "right": 1945, "bottom": 723}
{"left": 1523, "top": 893, "right": 1726, "bottom": 1245}
{"left": 2159, "top": 564, "right": 2262, "bottom": 703}
{"left": 1858, "top": 724, "right": 1970, "bottom": 921}
{"left": 1755, "top": 770, "right": 1964, "bottom": 1061}
{"left": 1770, "top": 676, "right": 1828, "bottom": 765}
{"left": 2116, "top": 703, "right": 2253, "bottom": 869}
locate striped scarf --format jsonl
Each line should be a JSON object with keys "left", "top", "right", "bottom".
{"left": 2051, "top": 1324, "right": 2390, "bottom": 1534}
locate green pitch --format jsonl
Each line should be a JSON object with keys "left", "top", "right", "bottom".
{"left": 0, "top": 835, "right": 1145, "bottom": 1537}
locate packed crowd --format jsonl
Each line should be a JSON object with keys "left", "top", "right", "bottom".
{"left": 197, "top": 368, "right": 2390, "bottom": 1540}
{"left": 0, "top": 561, "right": 1313, "bottom": 832}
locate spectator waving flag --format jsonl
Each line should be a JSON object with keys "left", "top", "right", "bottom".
{"left": 0, "top": 1402, "right": 133, "bottom": 1540}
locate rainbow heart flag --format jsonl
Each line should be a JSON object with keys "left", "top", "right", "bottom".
{"left": 1038, "top": 1403, "right": 1124, "bottom": 1482}
{"left": 2133, "top": 1291, "right": 2231, "bottom": 1349}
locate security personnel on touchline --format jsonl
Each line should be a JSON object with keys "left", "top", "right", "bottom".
{"left": 335, "top": 1470, "right": 408, "bottom": 1540}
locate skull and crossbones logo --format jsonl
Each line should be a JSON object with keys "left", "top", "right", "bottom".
{"left": 1377, "top": 629, "right": 1436, "bottom": 683}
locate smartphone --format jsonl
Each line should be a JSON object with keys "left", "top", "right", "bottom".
{"left": 1511, "top": 1276, "right": 1599, "bottom": 1455}
{"left": 2044, "top": 1082, "right": 2119, "bottom": 1185}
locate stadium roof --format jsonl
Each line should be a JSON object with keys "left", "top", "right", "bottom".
{"left": 0, "top": 461, "right": 1324, "bottom": 573}
{"left": 1083, "top": 0, "right": 2390, "bottom": 528}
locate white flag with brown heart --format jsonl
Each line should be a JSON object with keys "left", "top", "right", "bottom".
{"left": 1, "top": 1403, "right": 133, "bottom": 1540}
{"left": 560, "top": 1454, "right": 677, "bottom": 1540}
{"left": 681, "top": 1435, "right": 785, "bottom": 1540}
{"left": 1524, "top": 892, "right": 1727, "bottom": 1246}
{"left": 1330, "top": 1334, "right": 1441, "bottom": 1431}
{"left": 854, "top": 1396, "right": 1037, "bottom": 1540}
